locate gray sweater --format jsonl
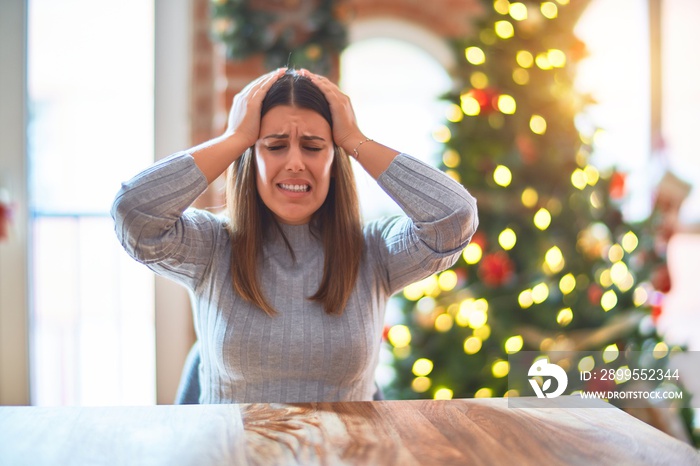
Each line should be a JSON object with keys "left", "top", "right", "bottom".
{"left": 112, "top": 152, "right": 478, "bottom": 403}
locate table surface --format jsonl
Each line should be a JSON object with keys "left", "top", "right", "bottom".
{"left": 0, "top": 396, "right": 698, "bottom": 466}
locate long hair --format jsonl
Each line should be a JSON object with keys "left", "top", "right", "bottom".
{"left": 226, "top": 71, "right": 363, "bottom": 317}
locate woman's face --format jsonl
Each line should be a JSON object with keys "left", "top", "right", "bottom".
{"left": 255, "top": 105, "right": 335, "bottom": 225}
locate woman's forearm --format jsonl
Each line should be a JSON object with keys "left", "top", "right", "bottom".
{"left": 189, "top": 133, "right": 251, "bottom": 184}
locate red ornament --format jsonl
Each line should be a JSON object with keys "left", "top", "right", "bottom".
{"left": 516, "top": 134, "right": 538, "bottom": 164}
{"left": 650, "top": 291, "right": 664, "bottom": 324}
{"left": 587, "top": 284, "right": 603, "bottom": 305}
{"left": 650, "top": 264, "right": 672, "bottom": 293}
{"left": 609, "top": 172, "right": 626, "bottom": 200}
{"left": 466, "top": 88, "right": 499, "bottom": 115}
{"left": 478, "top": 251, "right": 515, "bottom": 288}
{"left": 382, "top": 325, "right": 390, "bottom": 342}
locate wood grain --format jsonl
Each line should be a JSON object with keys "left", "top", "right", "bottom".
{"left": 0, "top": 397, "right": 697, "bottom": 466}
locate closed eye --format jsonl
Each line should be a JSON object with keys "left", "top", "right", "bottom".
{"left": 266, "top": 145, "right": 286, "bottom": 151}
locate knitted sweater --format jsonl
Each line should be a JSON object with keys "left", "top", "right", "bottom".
{"left": 112, "top": 152, "right": 478, "bottom": 403}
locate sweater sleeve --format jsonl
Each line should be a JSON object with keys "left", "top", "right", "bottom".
{"left": 365, "top": 153, "right": 478, "bottom": 296}
{"left": 111, "top": 152, "right": 222, "bottom": 289}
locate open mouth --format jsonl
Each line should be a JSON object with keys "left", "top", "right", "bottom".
{"left": 277, "top": 183, "right": 311, "bottom": 193}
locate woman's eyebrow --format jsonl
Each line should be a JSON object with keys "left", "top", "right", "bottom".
{"left": 262, "top": 134, "right": 326, "bottom": 142}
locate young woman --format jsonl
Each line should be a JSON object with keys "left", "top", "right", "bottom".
{"left": 112, "top": 68, "right": 478, "bottom": 404}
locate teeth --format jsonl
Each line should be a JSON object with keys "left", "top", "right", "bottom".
{"left": 279, "top": 183, "right": 310, "bottom": 192}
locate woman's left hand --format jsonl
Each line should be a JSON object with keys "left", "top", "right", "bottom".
{"left": 300, "top": 70, "right": 367, "bottom": 155}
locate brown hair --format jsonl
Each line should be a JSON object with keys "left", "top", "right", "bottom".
{"left": 225, "top": 71, "right": 363, "bottom": 317}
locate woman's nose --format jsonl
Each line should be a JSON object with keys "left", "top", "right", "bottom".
{"left": 285, "top": 146, "right": 305, "bottom": 172}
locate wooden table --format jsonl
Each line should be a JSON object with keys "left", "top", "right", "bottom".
{"left": 0, "top": 396, "right": 697, "bottom": 465}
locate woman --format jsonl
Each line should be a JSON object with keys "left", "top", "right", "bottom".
{"left": 112, "top": 68, "right": 478, "bottom": 404}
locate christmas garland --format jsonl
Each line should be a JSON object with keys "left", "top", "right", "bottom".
{"left": 210, "top": 0, "right": 349, "bottom": 72}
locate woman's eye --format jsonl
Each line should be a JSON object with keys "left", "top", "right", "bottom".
{"left": 304, "top": 146, "right": 322, "bottom": 152}
{"left": 266, "top": 145, "right": 285, "bottom": 151}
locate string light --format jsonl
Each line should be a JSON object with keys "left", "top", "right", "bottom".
{"left": 434, "top": 313, "right": 454, "bottom": 332}
{"left": 470, "top": 71, "right": 489, "bottom": 88}
{"left": 556, "top": 308, "right": 573, "bottom": 326}
{"left": 530, "top": 114, "right": 547, "bottom": 134}
{"left": 535, "top": 52, "right": 552, "bottom": 70}
{"left": 465, "top": 46, "right": 486, "bottom": 65}
{"left": 464, "top": 336, "right": 482, "bottom": 354}
{"left": 432, "top": 125, "right": 451, "bottom": 143}
{"left": 498, "top": 228, "right": 517, "bottom": 250}
{"left": 387, "top": 325, "right": 412, "bottom": 348}
{"left": 411, "top": 377, "right": 431, "bottom": 393}
{"left": 633, "top": 286, "right": 648, "bottom": 306}
{"left": 460, "top": 93, "right": 481, "bottom": 116}
{"left": 653, "top": 342, "right": 669, "bottom": 359}
{"left": 474, "top": 388, "right": 493, "bottom": 398}
{"left": 547, "top": 49, "right": 566, "bottom": 68}
{"left": 601, "top": 289, "right": 618, "bottom": 311}
{"left": 495, "top": 20, "right": 515, "bottom": 39}
{"left": 494, "top": 165, "right": 513, "bottom": 187}
{"left": 412, "top": 358, "right": 434, "bottom": 377}
{"left": 532, "top": 282, "right": 549, "bottom": 303}
{"left": 603, "top": 344, "right": 619, "bottom": 363}
{"left": 559, "top": 273, "right": 576, "bottom": 294}
{"left": 505, "top": 335, "right": 524, "bottom": 353}
{"left": 534, "top": 208, "right": 552, "bottom": 230}
{"left": 518, "top": 289, "right": 534, "bottom": 308}
{"left": 541, "top": 2, "right": 558, "bottom": 19}
{"left": 497, "top": 94, "right": 517, "bottom": 114}
{"left": 509, "top": 2, "right": 528, "bottom": 21}
{"left": 608, "top": 244, "right": 624, "bottom": 262}
{"left": 621, "top": 231, "right": 639, "bottom": 253}
{"left": 544, "top": 245, "right": 565, "bottom": 273}
{"left": 493, "top": 0, "right": 510, "bottom": 15}
{"left": 512, "top": 68, "right": 529, "bottom": 85}
{"left": 578, "top": 356, "right": 595, "bottom": 373}
{"left": 516, "top": 50, "right": 534, "bottom": 68}
{"left": 492, "top": 360, "right": 510, "bottom": 378}
{"left": 442, "top": 149, "right": 460, "bottom": 168}
{"left": 463, "top": 242, "right": 483, "bottom": 264}
{"left": 438, "top": 270, "right": 458, "bottom": 291}
{"left": 474, "top": 325, "right": 491, "bottom": 341}
{"left": 584, "top": 165, "right": 599, "bottom": 185}
{"left": 434, "top": 387, "right": 454, "bottom": 400}
{"left": 521, "top": 187, "right": 538, "bottom": 207}
{"left": 571, "top": 168, "right": 587, "bottom": 190}
{"left": 446, "top": 104, "right": 463, "bottom": 123}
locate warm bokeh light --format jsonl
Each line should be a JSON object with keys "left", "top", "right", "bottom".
{"left": 557, "top": 308, "right": 573, "bottom": 326}
{"left": 464, "top": 336, "right": 482, "bottom": 354}
{"left": 547, "top": 49, "right": 566, "bottom": 68}
{"left": 434, "top": 387, "right": 453, "bottom": 400}
{"left": 559, "top": 273, "right": 576, "bottom": 295}
{"left": 493, "top": 164, "right": 513, "bottom": 187}
{"left": 603, "top": 344, "right": 619, "bottom": 363}
{"left": 534, "top": 208, "right": 552, "bottom": 230}
{"left": 545, "top": 245, "right": 565, "bottom": 273}
{"left": 442, "top": 149, "right": 460, "bottom": 168}
{"left": 518, "top": 289, "right": 534, "bottom": 308}
{"left": 470, "top": 71, "right": 489, "bottom": 89}
{"left": 584, "top": 165, "right": 599, "bottom": 185}
{"left": 432, "top": 125, "right": 451, "bottom": 143}
{"left": 463, "top": 242, "right": 483, "bottom": 264}
{"left": 497, "top": 94, "right": 517, "bottom": 114}
{"left": 412, "top": 358, "right": 434, "bottom": 377}
{"left": 571, "top": 168, "right": 588, "bottom": 190}
{"left": 492, "top": 360, "right": 510, "bottom": 378}
{"left": 608, "top": 244, "right": 624, "bottom": 262}
{"left": 521, "top": 187, "right": 538, "bottom": 207}
{"left": 460, "top": 93, "right": 481, "bottom": 116}
{"left": 411, "top": 377, "right": 431, "bottom": 393}
{"left": 530, "top": 114, "right": 547, "bottom": 134}
{"left": 495, "top": 20, "right": 515, "bottom": 39}
{"left": 388, "top": 325, "right": 412, "bottom": 348}
{"left": 474, "top": 387, "right": 493, "bottom": 398}
{"left": 541, "top": 2, "right": 558, "bottom": 19}
{"left": 434, "top": 313, "right": 454, "bottom": 332}
{"left": 446, "top": 104, "right": 463, "bottom": 123}
{"left": 498, "top": 228, "right": 517, "bottom": 250}
{"left": 509, "top": 2, "right": 528, "bottom": 21}
{"left": 601, "top": 289, "right": 618, "bottom": 311}
{"left": 493, "top": 0, "right": 510, "bottom": 15}
{"left": 465, "top": 46, "right": 486, "bottom": 65}
{"left": 516, "top": 50, "right": 534, "bottom": 68}
{"left": 512, "top": 68, "right": 529, "bottom": 85}
{"left": 633, "top": 286, "right": 648, "bottom": 306}
{"left": 621, "top": 231, "right": 639, "bottom": 253}
{"left": 438, "top": 270, "right": 458, "bottom": 291}
{"left": 504, "top": 335, "right": 524, "bottom": 354}
{"left": 578, "top": 356, "right": 595, "bottom": 373}
{"left": 532, "top": 282, "right": 549, "bottom": 303}
{"left": 535, "top": 52, "right": 552, "bottom": 70}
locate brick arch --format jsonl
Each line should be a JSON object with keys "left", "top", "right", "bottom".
{"left": 347, "top": 0, "right": 484, "bottom": 40}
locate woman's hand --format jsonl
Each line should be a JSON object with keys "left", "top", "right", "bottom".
{"left": 300, "top": 70, "right": 366, "bottom": 154}
{"left": 226, "top": 68, "right": 287, "bottom": 147}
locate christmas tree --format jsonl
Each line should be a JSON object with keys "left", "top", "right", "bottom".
{"left": 384, "top": 0, "right": 698, "bottom": 445}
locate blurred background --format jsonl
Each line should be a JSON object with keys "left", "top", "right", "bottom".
{"left": 1, "top": 0, "right": 699, "bottom": 442}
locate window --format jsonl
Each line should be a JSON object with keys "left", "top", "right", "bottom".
{"left": 28, "top": 0, "right": 155, "bottom": 405}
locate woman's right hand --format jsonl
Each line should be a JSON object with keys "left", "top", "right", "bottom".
{"left": 225, "top": 68, "right": 287, "bottom": 147}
